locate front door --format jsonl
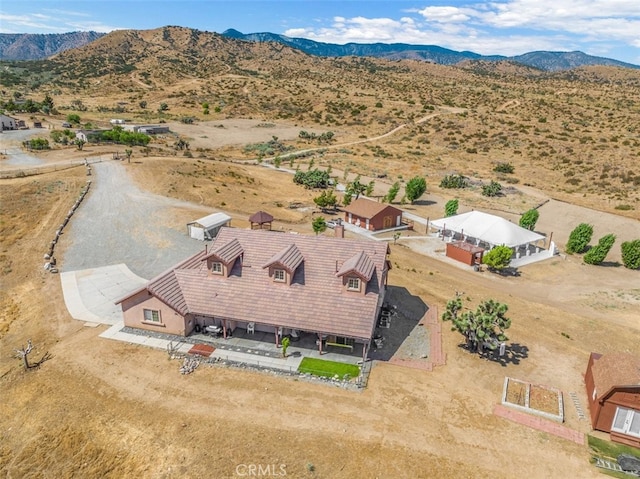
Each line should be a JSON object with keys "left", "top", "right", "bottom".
{"left": 383, "top": 215, "right": 392, "bottom": 229}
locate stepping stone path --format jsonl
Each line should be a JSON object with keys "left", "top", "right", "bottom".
{"left": 569, "top": 392, "right": 586, "bottom": 420}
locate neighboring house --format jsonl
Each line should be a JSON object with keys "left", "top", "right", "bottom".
{"left": 116, "top": 228, "right": 391, "bottom": 359}
{"left": 343, "top": 198, "right": 402, "bottom": 231}
{"left": 585, "top": 352, "right": 640, "bottom": 448}
{"left": 110, "top": 119, "right": 126, "bottom": 125}
{"left": 186, "top": 212, "right": 231, "bottom": 241}
{"left": 75, "top": 129, "right": 104, "bottom": 142}
{"left": 123, "top": 124, "right": 170, "bottom": 134}
{"left": 0, "top": 114, "right": 17, "bottom": 130}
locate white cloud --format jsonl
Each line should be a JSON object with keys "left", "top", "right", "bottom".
{"left": 284, "top": 1, "right": 639, "bottom": 62}
{"left": 0, "top": 11, "right": 118, "bottom": 34}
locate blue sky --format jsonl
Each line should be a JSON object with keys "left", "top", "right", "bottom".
{"left": 1, "top": 1, "right": 639, "bottom": 65}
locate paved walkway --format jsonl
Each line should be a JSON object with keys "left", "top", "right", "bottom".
{"left": 493, "top": 404, "right": 585, "bottom": 445}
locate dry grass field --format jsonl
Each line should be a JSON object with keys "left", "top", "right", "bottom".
{"left": 1, "top": 26, "right": 640, "bottom": 478}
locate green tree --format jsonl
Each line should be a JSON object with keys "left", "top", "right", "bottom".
{"left": 445, "top": 199, "right": 459, "bottom": 217}
{"left": 66, "top": 114, "right": 81, "bottom": 124}
{"left": 583, "top": 234, "right": 616, "bottom": 265}
{"left": 346, "top": 177, "right": 367, "bottom": 200}
{"left": 158, "top": 102, "right": 169, "bottom": 112}
{"left": 621, "top": 239, "right": 640, "bottom": 269}
{"left": 41, "top": 94, "right": 54, "bottom": 113}
{"left": 125, "top": 149, "right": 133, "bottom": 163}
{"left": 312, "top": 216, "right": 327, "bottom": 235}
{"left": 365, "top": 180, "right": 375, "bottom": 197}
{"left": 565, "top": 223, "right": 593, "bottom": 254}
{"left": 281, "top": 336, "right": 290, "bottom": 357}
{"left": 519, "top": 209, "right": 540, "bottom": 231}
{"left": 482, "top": 245, "right": 513, "bottom": 270}
{"left": 313, "top": 190, "right": 338, "bottom": 212}
{"left": 440, "top": 174, "right": 468, "bottom": 189}
{"left": 405, "top": 176, "right": 427, "bottom": 203}
{"left": 293, "top": 169, "right": 330, "bottom": 189}
{"left": 384, "top": 181, "right": 400, "bottom": 203}
{"left": 75, "top": 138, "right": 85, "bottom": 151}
{"left": 481, "top": 181, "right": 502, "bottom": 197}
{"left": 442, "top": 297, "right": 511, "bottom": 353}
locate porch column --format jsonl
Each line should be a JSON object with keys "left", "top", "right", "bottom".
{"left": 222, "top": 319, "right": 227, "bottom": 339}
{"left": 275, "top": 327, "right": 280, "bottom": 346}
{"left": 362, "top": 341, "right": 369, "bottom": 362}
{"left": 317, "top": 334, "right": 323, "bottom": 354}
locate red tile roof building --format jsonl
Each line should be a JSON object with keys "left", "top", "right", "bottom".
{"left": 343, "top": 198, "right": 402, "bottom": 231}
{"left": 117, "top": 228, "right": 391, "bottom": 356}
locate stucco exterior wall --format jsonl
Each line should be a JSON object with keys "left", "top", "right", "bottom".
{"left": 121, "top": 290, "right": 187, "bottom": 336}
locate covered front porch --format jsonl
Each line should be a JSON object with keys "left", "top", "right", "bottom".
{"left": 188, "top": 322, "right": 368, "bottom": 366}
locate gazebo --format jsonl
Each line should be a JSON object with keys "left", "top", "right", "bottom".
{"left": 249, "top": 210, "right": 274, "bottom": 230}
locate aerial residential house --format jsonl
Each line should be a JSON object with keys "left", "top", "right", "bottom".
{"left": 116, "top": 228, "right": 391, "bottom": 360}
{"left": 343, "top": 198, "right": 403, "bottom": 231}
{"left": 0, "top": 114, "right": 17, "bottom": 130}
{"left": 585, "top": 352, "right": 640, "bottom": 448}
{"left": 75, "top": 129, "right": 105, "bottom": 143}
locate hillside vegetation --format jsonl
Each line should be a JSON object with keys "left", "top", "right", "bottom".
{"left": 2, "top": 26, "right": 640, "bottom": 216}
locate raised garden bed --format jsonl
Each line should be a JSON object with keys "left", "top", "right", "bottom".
{"left": 502, "top": 377, "right": 564, "bottom": 422}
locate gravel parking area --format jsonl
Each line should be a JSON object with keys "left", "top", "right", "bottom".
{"left": 61, "top": 160, "right": 209, "bottom": 279}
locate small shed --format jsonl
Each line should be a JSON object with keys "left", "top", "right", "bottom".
{"left": 250, "top": 211, "right": 274, "bottom": 230}
{"left": 446, "top": 241, "right": 484, "bottom": 266}
{"left": 187, "top": 212, "right": 231, "bottom": 241}
{"left": 343, "top": 198, "right": 402, "bottom": 231}
{"left": 585, "top": 352, "right": 640, "bottom": 448}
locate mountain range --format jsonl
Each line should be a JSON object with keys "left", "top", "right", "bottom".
{"left": 0, "top": 28, "right": 638, "bottom": 72}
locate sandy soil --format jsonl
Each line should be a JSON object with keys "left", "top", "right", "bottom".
{"left": 1, "top": 119, "right": 639, "bottom": 479}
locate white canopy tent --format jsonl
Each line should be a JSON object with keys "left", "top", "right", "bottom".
{"left": 187, "top": 212, "right": 231, "bottom": 241}
{"left": 430, "top": 211, "right": 544, "bottom": 248}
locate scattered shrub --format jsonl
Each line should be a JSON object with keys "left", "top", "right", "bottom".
{"left": 440, "top": 174, "right": 468, "bottom": 189}
{"left": 444, "top": 199, "right": 459, "bottom": 217}
{"left": 493, "top": 162, "right": 515, "bottom": 174}
{"left": 584, "top": 234, "right": 615, "bottom": 265}
{"left": 621, "top": 239, "right": 640, "bottom": 269}
{"left": 481, "top": 181, "right": 502, "bottom": 197}
{"left": 565, "top": 223, "right": 593, "bottom": 254}
{"left": 483, "top": 245, "right": 513, "bottom": 270}
{"left": 519, "top": 209, "right": 539, "bottom": 231}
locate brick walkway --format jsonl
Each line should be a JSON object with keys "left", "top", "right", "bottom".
{"left": 494, "top": 404, "right": 585, "bottom": 445}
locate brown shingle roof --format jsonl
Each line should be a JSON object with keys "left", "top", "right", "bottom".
{"left": 128, "top": 228, "right": 389, "bottom": 340}
{"left": 249, "top": 210, "right": 274, "bottom": 224}
{"left": 336, "top": 251, "right": 375, "bottom": 281}
{"left": 343, "top": 198, "right": 398, "bottom": 218}
{"left": 262, "top": 243, "right": 304, "bottom": 273}
{"left": 592, "top": 352, "right": 640, "bottom": 400}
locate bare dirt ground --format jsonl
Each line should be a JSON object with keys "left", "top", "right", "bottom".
{"left": 1, "top": 119, "right": 639, "bottom": 479}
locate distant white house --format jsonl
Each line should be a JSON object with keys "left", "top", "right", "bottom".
{"left": 187, "top": 212, "right": 232, "bottom": 241}
{"left": 110, "top": 119, "right": 126, "bottom": 125}
{"left": 0, "top": 114, "right": 17, "bottom": 130}
{"left": 123, "top": 124, "right": 170, "bottom": 135}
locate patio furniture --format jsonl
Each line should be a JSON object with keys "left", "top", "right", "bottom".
{"left": 205, "top": 325, "right": 222, "bottom": 336}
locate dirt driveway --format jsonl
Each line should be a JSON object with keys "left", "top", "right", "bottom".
{"left": 61, "top": 160, "right": 212, "bottom": 278}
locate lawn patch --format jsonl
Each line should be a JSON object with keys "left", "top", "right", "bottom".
{"left": 298, "top": 357, "right": 360, "bottom": 380}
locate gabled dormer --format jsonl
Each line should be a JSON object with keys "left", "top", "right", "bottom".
{"left": 262, "top": 243, "right": 303, "bottom": 286}
{"left": 203, "top": 237, "right": 243, "bottom": 277}
{"left": 336, "top": 250, "right": 375, "bottom": 295}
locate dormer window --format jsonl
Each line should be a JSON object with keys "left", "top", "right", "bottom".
{"left": 347, "top": 277, "right": 361, "bottom": 291}
{"left": 274, "top": 269, "right": 286, "bottom": 282}
{"left": 212, "top": 262, "right": 223, "bottom": 274}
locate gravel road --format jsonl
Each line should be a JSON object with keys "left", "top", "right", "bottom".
{"left": 61, "top": 160, "right": 208, "bottom": 279}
